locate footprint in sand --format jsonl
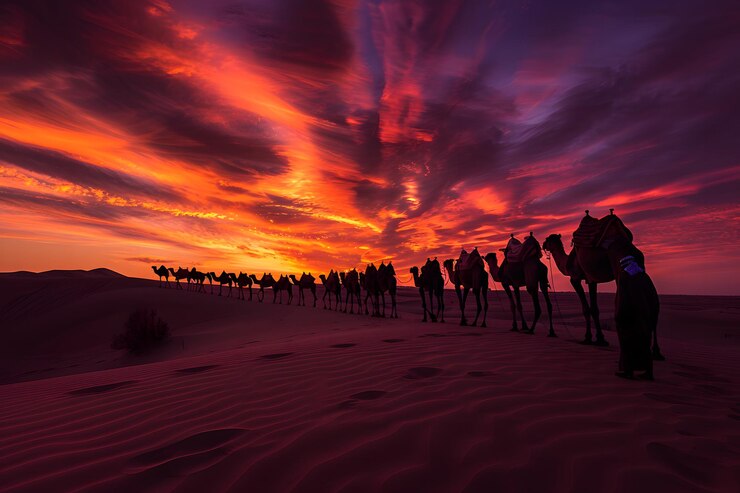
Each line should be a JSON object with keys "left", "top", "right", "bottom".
{"left": 259, "top": 353, "right": 293, "bottom": 360}
{"left": 419, "top": 333, "right": 447, "bottom": 338}
{"left": 350, "top": 390, "right": 387, "bottom": 400}
{"left": 69, "top": 380, "right": 138, "bottom": 396}
{"left": 467, "top": 371, "right": 494, "bottom": 377}
{"left": 175, "top": 365, "right": 219, "bottom": 375}
{"left": 330, "top": 343, "right": 356, "bottom": 348}
{"left": 459, "top": 332, "right": 483, "bottom": 337}
{"left": 382, "top": 339, "right": 404, "bottom": 343}
{"left": 404, "top": 367, "right": 442, "bottom": 379}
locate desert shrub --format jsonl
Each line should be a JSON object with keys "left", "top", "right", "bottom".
{"left": 112, "top": 309, "right": 170, "bottom": 354}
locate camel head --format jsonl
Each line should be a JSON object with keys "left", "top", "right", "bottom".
{"left": 386, "top": 262, "right": 396, "bottom": 276}
{"left": 483, "top": 252, "right": 498, "bottom": 266}
{"left": 443, "top": 258, "right": 454, "bottom": 270}
{"left": 542, "top": 233, "right": 563, "bottom": 253}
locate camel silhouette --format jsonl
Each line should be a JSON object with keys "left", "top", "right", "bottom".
{"left": 230, "top": 272, "right": 253, "bottom": 301}
{"left": 151, "top": 265, "right": 170, "bottom": 288}
{"left": 363, "top": 264, "right": 381, "bottom": 316}
{"left": 249, "top": 273, "right": 275, "bottom": 302}
{"left": 339, "top": 269, "right": 362, "bottom": 314}
{"left": 208, "top": 271, "right": 234, "bottom": 297}
{"left": 289, "top": 272, "right": 316, "bottom": 307}
{"left": 319, "top": 270, "right": 342, "bottom": 310}
{"left": 443, "top": 248, "right": 488, "bottom": 327}
{"left": 189, "top": 268, "right": 208, "bottom": 293}
{"left": 377, "top": 262, "right": 398, "bottom": 318}
{"left": 562, "top": 210, "right": 662, "bottom": 359}
{"left": 542, "top": 233, "right": 608, "bottom": 345}
{"left": 484, "top": 234, "right": 554, "bottom": 337}
{"left": 411, "top": 258, "right": 444, "bottom": 323}
{"left": 168, "top": 267, "right": 190, "bottom": 290}
{"left": 273, "top": 275, "right": 293, "bottom": 304}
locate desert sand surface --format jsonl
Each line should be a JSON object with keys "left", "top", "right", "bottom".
{"left": 0, "top": 270, "right": 738, "bottom": 492}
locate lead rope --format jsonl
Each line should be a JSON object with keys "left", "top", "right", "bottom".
{"left": 547, "top": 253, "right": 575, "bottom": 340}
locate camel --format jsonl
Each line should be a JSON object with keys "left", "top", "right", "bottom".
{"left": 151, "top": 265, "right": 170, "bottom": 288}
{"left": 484, "top": 234, "right": 554, "bottom": 337}
{"left": 168, "top": 267, "right": 190, "bottom": 290}
{"left": 208, "top": 271, "right": 234, "bottom": 297}
{"left": 339, "top": 270, "right": 362, "bottom": 314}
{"left": 410, "top": 258, "right": 445, "bottom": 323}
{"left": 289, "top": 272, "right": 317, "bottom": 307}
{"left": 542, "top": 233, "right": 608, "bottom": 345}
{"left": 564, "top": 210, "right": 663, "bottom": 359}
{"left": 363, "top": 264, "right": 380, "bottom": 316}
{"left": 272, "top": 275, "right": 293, "bottom": 304}
{"left": 249, "top": 273, "right": 275, "bottom": 302}
{"left": 230, "top": 272, "right": 253, "bottom": 301}
{"left": 443, "top": 248, "right": 488, "bottom": 326}
{"left": 319, "top": 270, "right": 341, "bottom": 310}
{"left": 376, "top": 262, "right": 398, "bottom": 318}
{"left": 189, "top": 268, "right": 208, "bottom": 293}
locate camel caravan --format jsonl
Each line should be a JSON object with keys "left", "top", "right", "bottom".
{"left": 152, "top": 210, "right": 662, "bottom": 379}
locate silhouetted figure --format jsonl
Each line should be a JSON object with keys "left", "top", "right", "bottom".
{"left": 363, "top": 264, "right": 380, "bottom": 316}
{"left": 208, "top": 271, "right": 234, "bottom": 297}
{"left": 608, "top": 237, "right": 661, "bottom": 380}
{"left": 411, "top": 258, "right": 444, "bottom": 322}
{"left": 339, "top": 269, "right": 362, "bottom": 314}
{"left": 189, "top": 268, "right": 208, "bottom": 293}
{"left": 319, "top": 271, "right": 341, "bottom": 310}
{"left": 376, "top": 261, "right": 398, "bottom": 318}
{"left": 168, "top": 266, "right": 189, "bottom": 290}
{"left": 484, "top": 234, "right": 554, "bottom": 336}
{"left": 151, "top": 265, "right": 170, "bottom": 288}
{"left": 443, "top": 247, "right": 488, "bottom": 327}
{"left": 272, "top": 275, "right": 293, "bottom": 304}
{"left": 249, "top": 273, "right": 275, "bottom": 302}
{"left": 290, "top": 272, "right": 317, "bottom": 307}
{"left": 230, "top": 272, "right": 253, "bottom": 301}
{"left": 543, "top": 233, "right": 608, "bottom": 345}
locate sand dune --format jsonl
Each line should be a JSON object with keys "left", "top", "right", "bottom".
{"left": 0, "top": 273, "right": 738, "bottom": 492}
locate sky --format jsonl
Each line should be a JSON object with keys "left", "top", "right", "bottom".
{"left": 0, "top": 0, "right": 739, "bottom": 295}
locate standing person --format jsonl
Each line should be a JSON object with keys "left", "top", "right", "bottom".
{"left": 608, "top": 238, "right": 659, "bottom": 380}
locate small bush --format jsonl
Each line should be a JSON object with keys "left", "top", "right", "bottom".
{"left": 112, "top": 309, "right": 170, "bottom": 354}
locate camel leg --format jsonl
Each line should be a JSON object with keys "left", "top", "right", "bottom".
{"left": 514, "top": 287, "right": 528, "bottom": 331}
{"left": 588, "top": 282, "right": 608, "bottom": 346}
{"left": 526, "top": 287, "right": 541, "bottom": 334}
{"left": 572, "top": 279, "right": 593, "bottom": 343}
{"left": 480, "top": 286, "right": 488, "bottom": 328}
{"left": 471, "top": 289, "right": 482, "bottom": 326}
{"left": 455, "top": 285, "right": 467, "bottom": 325}
{"left": 438, "top": 290, "right": 445, "bottom": 323}
{"left": 419, "top": 287, "right": 428, "bottom": 322}
{"left": 502, "top": 284, "right": 517, "bottom": 330}
{"left": 249, "top": 286, "right": 253, "bottom": 301}
{"left": 541, "top": 282, "right": 555, "bottom": 337}
{"left": 312, "top": 287, "right": 317, "bottom": 308}
{"left": 391, "top": 291, "right": 398, "bottom": 318}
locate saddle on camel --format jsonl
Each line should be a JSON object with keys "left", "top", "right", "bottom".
{"left": 504, "top": 233, "right": 542, "bottom": 263}
{"left": 457, "top": 247, "right": 484, "bottom": 271}
{"left": 572, "top": 209, "right": 633, "bottom": 250}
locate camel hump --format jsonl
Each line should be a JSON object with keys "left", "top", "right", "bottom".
{"left": 458, "top": 248, "right": 483, "bottom": 271}
{"left": 572, "top": 212, "right": 633, "bottom": 248}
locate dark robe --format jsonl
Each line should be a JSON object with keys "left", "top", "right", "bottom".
{"left": 614, "top": 268, "right": 658, "bottom": 374}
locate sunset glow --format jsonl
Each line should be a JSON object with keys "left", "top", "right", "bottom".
{"left": 1, "top": 0, "right": 738, "bottom": 294}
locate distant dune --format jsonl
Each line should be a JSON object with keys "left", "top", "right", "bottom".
{"left": 0, "top": 268, "right": 125, "bottom": 279}
{"left": 0, "top": 272, "right": 738, "bottom": 492}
